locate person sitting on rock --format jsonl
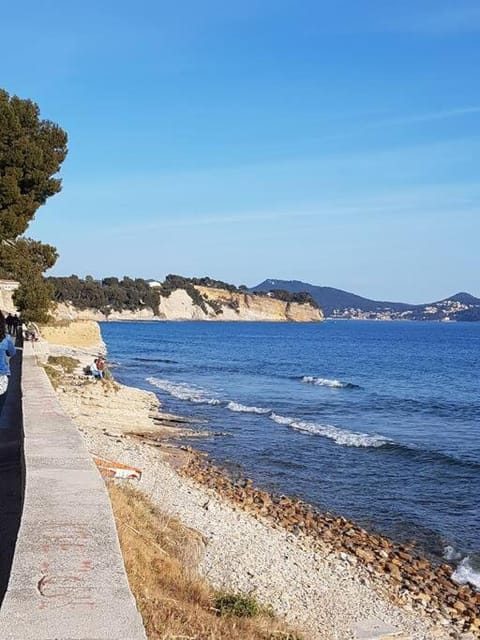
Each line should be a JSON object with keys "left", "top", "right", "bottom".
{"left": 90, "top": 358, "right": 103, "bottom": 380}
{"left": 97, "top": 357, "right": 106, "bottom": 378}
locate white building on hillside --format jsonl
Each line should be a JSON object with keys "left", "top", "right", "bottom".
{"left": 146, "top": 279, "right": 162, "bottom": 288}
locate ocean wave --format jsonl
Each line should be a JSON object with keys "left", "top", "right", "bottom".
{"left": 226, "top": 401, "right": 271, "bottom": 414}
{"left": 302, "top": 376, "right": 360, "bottom": 389}
{"left": 269, "top": 413, "right": 389, "bottom": 448}
{"left": 147, "top": 377, "right": 221, "bottom": 405}
{"left": 452, "top": 554, "right": 480, "bottom": 591}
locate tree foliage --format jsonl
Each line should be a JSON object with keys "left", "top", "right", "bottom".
{"left": 0, "top": 90, "right": 67, "bottom": 240}
{"left": 0, "top": 89, "right": 67, "bottom": 321}
{"left": 14, "top": 272, "right": 54, "bottom": 323}
{"left": 0, "top": 239, "right": 58, "bottom": 322}
{"left": 262, "top": 289, "right": 320, "bottom": 308}
{"left": 47, "top": 276, "right": 161, "bottom": 315}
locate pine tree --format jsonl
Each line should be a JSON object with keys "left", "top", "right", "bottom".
{"left": 0, "top": 90, "right": 67, "bottom": 321}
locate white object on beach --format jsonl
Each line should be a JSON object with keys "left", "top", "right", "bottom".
{"left": 352, "top": 617, "right": 404, "bottom": 640}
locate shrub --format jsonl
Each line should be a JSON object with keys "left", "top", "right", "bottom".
{"left": 214, "top": 593, "right": 261, "bottom": 618}
{"left": 47, "top": 355, "right": 80, "bottom": 374}
{"left": 43, "top": 364, "right": 62, "bottom": 389}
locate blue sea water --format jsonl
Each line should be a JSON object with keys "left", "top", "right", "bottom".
{"left": 101, "top": 320, "right": 480, "bottom": 585}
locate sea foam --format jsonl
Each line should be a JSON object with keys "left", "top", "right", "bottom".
{"left": 226, "top": 401, "right": 271, "bottom": 414}
{"left": 147, "top": 377, "right": 221, "bottom": 405}
{"left": 302, "top": 376, "right": 359, "bottom": 389}
{"left": 270, "top": 413, "right": 389, "bottom": 448}
{"left": 452, "top": 555, "right": 480, "bottom": 591}
{"left": 443, "top": 545, "right": 463, "bottom": 561}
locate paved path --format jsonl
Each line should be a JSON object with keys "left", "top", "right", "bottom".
{"left": 0, "top": 342, "right": 146, "bottom": 639}
{"left": 0, "top": 341, "right": 23, "bottom": 604}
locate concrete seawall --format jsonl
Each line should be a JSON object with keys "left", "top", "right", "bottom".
{"left": 0, "top": 342, "right": 146, "bottom": 639}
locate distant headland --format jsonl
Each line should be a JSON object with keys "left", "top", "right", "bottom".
{"left": 46, "top": 275, "right": 322, "bottom": 322}
{"left": 46, "top": 274, "right": 480, "bottom": 323}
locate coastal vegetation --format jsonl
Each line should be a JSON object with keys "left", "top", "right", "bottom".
{"left": 108, "top": 482, "right": 301, "bottom": 640}
{"left": 0, "top": 89, "right": 67, "bottom": 321}
{"left": 47, "top": 275, "right": 161, "bottom": 315}
{"left": 43, "top": 355, "right": 80, "bottom": 389}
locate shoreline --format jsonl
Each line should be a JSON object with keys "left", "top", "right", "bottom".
{"left": 42, "top": 326, "right": 479, "bottom": 639}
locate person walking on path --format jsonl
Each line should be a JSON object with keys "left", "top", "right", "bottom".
{"left": 0, "top": 313, "right": 16, "bottom": 415}
{"left": 11, "top": 315, "right": 19, "bottom": 338}
{"left": 5, "top": 314, "right": 14, "bottom": 337}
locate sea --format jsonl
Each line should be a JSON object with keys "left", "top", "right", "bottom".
{"left": 101, "top": 320, "right": 480, "bottom": 589}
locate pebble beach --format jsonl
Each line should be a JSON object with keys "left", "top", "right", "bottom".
{"left": 41, "top": 324, "right": 479, "bottom": 640}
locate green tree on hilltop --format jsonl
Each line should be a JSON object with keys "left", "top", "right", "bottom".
{"left": 0, "top": 89, "right": 68, "bottom": 321}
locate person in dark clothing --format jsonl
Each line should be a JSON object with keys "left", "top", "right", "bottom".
{"left": 12, "top": 315, "right": 19, "bottom": 338}
{"left": 5, "top": 314, "right": 14, "bottom": 336}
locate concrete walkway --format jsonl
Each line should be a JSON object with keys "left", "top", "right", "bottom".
{"left": 0, "top": 342, "right": 146, "bottom": 639}
{"left": 0, "top": 339, "right": 23, "bottom": 603}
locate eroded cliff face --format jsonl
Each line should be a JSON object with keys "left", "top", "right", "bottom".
{"left": 53, "top": 287, "right": 323, "bottom": 323}
{"left": 40, "top": 320, "right": 105, "bottom": 350}
{"left": 54, "top": 303, "right": 157, "bottom": 322}
{"left": 195, "top": 286, "right": 323, "bottom": 322}
{"left": 158, "top": 289, "right": 209, "bottom": 320}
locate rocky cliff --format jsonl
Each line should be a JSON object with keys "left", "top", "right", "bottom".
{"left": 53, "top": 286, "right": 323, "bottom": 323}
{"left": 40, "top": 320, "right": 106, "bottom": 351}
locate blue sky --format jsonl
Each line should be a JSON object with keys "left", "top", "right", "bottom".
{"left": 1, "top": 1, "right": 479, "bottom": 302}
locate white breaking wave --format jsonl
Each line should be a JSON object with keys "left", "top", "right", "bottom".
{"left": 302, "top": 376, "right": 357, "bottom": 389}
{"left": 147, "top": 377, "right": 221, "bottom": 405}
{"left": 226, "top": 401, "right": 271, "bottom": 414}
{"left": 443, "top": 545, "right": 462, "bottom": 561}
{"left": 452, "top": 556, "right": 480, "bottom": 591}
{"left": 269, "top": 413, "right": 389, "bottom": 448}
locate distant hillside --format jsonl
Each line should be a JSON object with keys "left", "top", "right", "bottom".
{"left": 251, "top": 279, "right": 410, "bottom": 316}
{"left": 251, "top": 279, "right": 480, "bottom": 322}
{"left": 48, "top": 275, "right": 323, "bottom": 323}
{"left": 436, "top": 292, "right": 480, "bottom": 306}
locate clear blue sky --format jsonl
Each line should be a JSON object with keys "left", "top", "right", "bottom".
{"left": 2, "top": 1, "right": 479, "bottom": 302}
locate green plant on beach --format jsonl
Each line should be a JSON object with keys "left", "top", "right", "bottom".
{"left": 43, "top": 364, "right": 62, "bottom": 389}
{"left": 214, "top": 593, "right": 262, "bottom": 618}
{"left": 43, "top": 355, "right": 80, "bottom": 387}
{"left": 47, "top": 355, "right": 80, "bottom": 374}
{"left": 108, "top": 483, "right": 302, "bottom": 640}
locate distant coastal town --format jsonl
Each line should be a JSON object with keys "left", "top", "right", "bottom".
{"left": 329, "top": 297, "right": 475, "bottom": 321}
